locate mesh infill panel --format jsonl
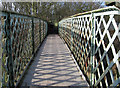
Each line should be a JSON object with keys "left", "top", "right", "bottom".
{"left": 0, "top": 12, "right": 48, "bottom": 87}
{"left": 59, "top": 6, "right": 120, "bottom": 87}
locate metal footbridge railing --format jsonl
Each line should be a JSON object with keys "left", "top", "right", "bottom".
{"left": 59, "top": 6, "right": 120, "bottom": 87}
{"left": 0, "top": 11, "right": 48, "bottom": 87}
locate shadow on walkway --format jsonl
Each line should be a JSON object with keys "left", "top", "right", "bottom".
{"left": 21, "top": 34, "right": 88, "bottom": 87}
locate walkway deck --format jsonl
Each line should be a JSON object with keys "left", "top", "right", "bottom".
{"left": 21, "top": 34, "right": 88, "bottom": 87}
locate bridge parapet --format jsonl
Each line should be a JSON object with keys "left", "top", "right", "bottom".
{"left": 0, "top": 11, "right": 48, "bottom": 87}
{"left": 59, "top": 6, "right": 120, "bottom": 87}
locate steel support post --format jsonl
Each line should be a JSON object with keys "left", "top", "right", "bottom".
{"left": 71, "top": 18, "right": 73, "bottom": 52}
{"left": 7, "top": 13, "right": 14, "bottom": 88}
{"left": 32, "top": 17, "right": 34, "bottom": 55}
{"left": 90, "top": 13, "right": 95, "bottom": 87}
{"left": 43, "top": 22, "right": 44, "bottom": 39}
{"left": 39, "top": 19, "right": 41, "bottom": 44}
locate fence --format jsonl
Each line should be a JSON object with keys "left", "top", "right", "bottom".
{"left": 59, "top": 6, "right": 120, "bottom": 87}
{"left": 0, "top": 11, "right": 48, "bottom": 87}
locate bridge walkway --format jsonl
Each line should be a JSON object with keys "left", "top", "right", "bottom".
{"left": 21, "top": 34, "right": 88, "bottom": 87}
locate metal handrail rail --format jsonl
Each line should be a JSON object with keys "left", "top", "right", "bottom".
{"left": 60, "top": 6, "right": 120, "bottom": 22}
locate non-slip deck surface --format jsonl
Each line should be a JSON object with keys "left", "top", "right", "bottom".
{"left": 21, "top": 34, "right": 88, "bottom": 87}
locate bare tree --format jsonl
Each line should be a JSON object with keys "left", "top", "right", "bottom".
{"left": 1, "top": 2, "right": 104, "bottom": 23}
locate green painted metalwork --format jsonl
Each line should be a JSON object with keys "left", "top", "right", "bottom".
{"left": 39, "top": 20, "right": 41, "bottom": 44}
{"left": 34, "top": 18, "right": 40, "bottom": 53}
{"left": 59, "top": 6, "right": 120, "bottom": 87}
{"left": 0, "top": 11, "right": 48, "bottom": 87}
{"left": 7, "top": 13, "right": 14, "bottom": 87}
{"left": 0, "top": 12, "right": 11, "bottom": 87}
{"left": 43, "top": 21, "right": 44, "bottom": 40}
{"left": 32, "top": 17, "right": 35, "bottom": 55}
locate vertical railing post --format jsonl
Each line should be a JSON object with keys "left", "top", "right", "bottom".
{"left": 7, "top": 13, "right": 14, "bottom": 87}
{"left": 71, "top": 18, "right": 73, "bottom": 52}
{"left": 45, "top": 22, "right": 46, "bottom": 37}
{"left": 58, "top": 23, "right": 60, "bottom": 35}
{"left": 65, "top": 20, "right": 67, "bottom": 40}
{"left": 59, "top": 23, "right": 61, "bottom": 36}
{"left": 46, "top": 22, "right": 47, "bottom": 36}
{"left": 43, "top": 22, "right": 44, "bottom": 39}
{"left": 90, "top": 13, "right": 95, "bottom": 87}
{"left": 32, "top": 17, "right": 34, "bottom": 56}
{"left": 45, "top": 22, "right": 46, "bottom": 36}
{"left": 62, "top": 23, "right": 63, "bottom": 38}
{"left": 39, "top": 19, "right": 41, "bottom": 44}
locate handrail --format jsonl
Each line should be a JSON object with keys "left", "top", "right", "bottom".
{"left": 59, "top": 6, "right": 120, "bottom": 87}
{"left": 0, "top": 10, "right": 47, "bottom": 22}
{"left": 60, "top": 6, "right": 120, "bottom": 21}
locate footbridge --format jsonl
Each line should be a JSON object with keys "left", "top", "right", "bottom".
{"left": 0, "top": 6, "right": 120, "bottom": 88}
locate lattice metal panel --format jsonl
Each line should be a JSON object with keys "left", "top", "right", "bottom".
{"left": 59, "top": 6, "right": 120, "bottom": 87}
{"left": 39, "top": 20, "right": 47, "bottom": 44}
{"left": 0, "top": 11, "right": 48, "bottom": 87}
{"left": 94, "top": 10, "right": 120, "bottom": 87}
{"left": 59, "top": 15, "right": 91, "bottom": 82}
{"left": 59, "top": 14, "right": 92, "bottom": 83}
{"left": 41, "top": 20, "right": 44, "bottom": 42}
{"left": 43, "top": 21, "right": 45, "bottom": 38}
{"left": 0, "top": 12, "right": 9, "bottom": 87}
{"left": 43, "top": 21, "right": 47, "bottom": 40}
{"left": 10, "top": 14, "right": 33, "bottom": 85}
{"left": 34, "top": 18, "right": 40, "bottom": 53}
{"left": 65, "top": 20, "right": 72, "bottom": 49}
